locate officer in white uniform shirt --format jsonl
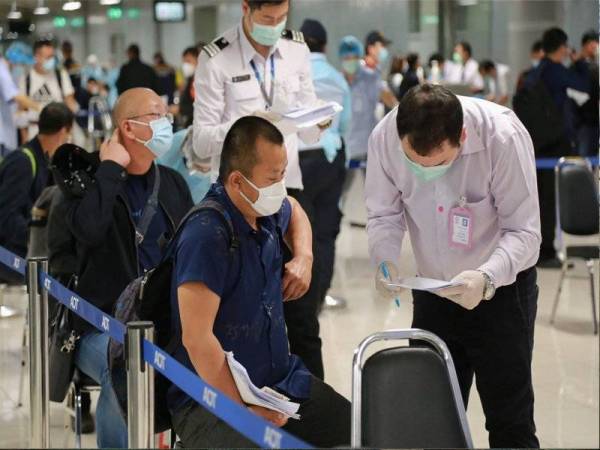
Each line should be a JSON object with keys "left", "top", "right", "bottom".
{"left": 368, "top": 84, "right": 541, "bottom": 448}
{"left": 192, "top": 0, "right": 328, "bottom": 380}
{"left": 192, "top": 0, "right": 322, "bottom": 191}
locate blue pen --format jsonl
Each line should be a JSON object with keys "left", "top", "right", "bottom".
{"left": 381, "top": 262, "right": 401, "bottom": 308}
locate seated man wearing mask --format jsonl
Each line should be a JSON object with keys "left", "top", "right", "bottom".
{"left": 63, "top": 87, "right": 193, "bottom": 448}
{"left": 169, "top": 116, "right": 350, "bottom": 448}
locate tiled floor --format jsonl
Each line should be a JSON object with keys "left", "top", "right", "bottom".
{"left": 0, "top": 223, "right": 598, "bottom": 448}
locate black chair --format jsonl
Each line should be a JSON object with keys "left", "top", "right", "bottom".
{"left": 550, "top": 157, "right": 599, "bottom": 335}
{"left": 351, "top": 328, "right": 473, "bottom": 448}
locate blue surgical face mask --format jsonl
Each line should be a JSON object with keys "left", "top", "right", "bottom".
{"left": 402, "top": 149, "right": 455, "bottom": 182}
{"left": 250, "top": 16, "right": 287, "bottom": 47}
{"left": 129, "top": 116, "right": 174, "bottom": 158}
{"left": 378, "top": 47, "right": 389, "bottom": 66}
{"left": 42, "top": 57, "right": 56, "bottom": 72}
{"left": 341, "top": 58, "right": 360, "bottom": 75}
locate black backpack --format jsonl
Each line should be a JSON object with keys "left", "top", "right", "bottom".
{"left": 109, "top": 199, "right": 239, "bottom": 432}
{"left": 512, "top": 63, "right": 565, "bottom": 152}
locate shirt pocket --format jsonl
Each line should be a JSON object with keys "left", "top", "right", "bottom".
{"left": 464, "top": 194, "right": 497, "bottom": 240}
{"left": 225, "top": 80, "right": 261, "bottom": 103}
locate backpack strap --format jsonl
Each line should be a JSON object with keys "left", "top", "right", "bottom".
{"left": 26, "top": 73, "right": 31, "bottom": 97}
{"left": 55, "top": 69, "right": 64, "bottom": 99}
{"left": 164, "top": 198, "right": 238, "bottom": 260}
{"left": 22, "top": 147, "right": 37, "bottom": 179}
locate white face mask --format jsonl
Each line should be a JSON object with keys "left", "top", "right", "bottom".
{"left": 181, "top": 62, "right": 195, "bottom": 78}
{"left": 239, "top": 174, "right": 287, "bottom": 217}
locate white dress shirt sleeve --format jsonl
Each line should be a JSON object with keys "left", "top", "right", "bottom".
{"left": 365, "top": 122, "right": 407, "bottom": 269}
{"left": 477, "top": 114, "right": 541, "bottom": 287}
{"left": 192, "top": 53, "right": 237, "bottom": 161}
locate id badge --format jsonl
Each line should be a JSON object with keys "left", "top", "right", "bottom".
{"left": 448, "top": 198, "right": 473, "bottom": 248}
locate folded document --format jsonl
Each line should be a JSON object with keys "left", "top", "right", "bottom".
{"left": 384, "top": 276, "right": 463, "bottom": 293}
{"left": 275, "top": 101, "right": 343, "bottom": 136}
{"left": 225, "top": 351, "right": 301, "bottom": 420}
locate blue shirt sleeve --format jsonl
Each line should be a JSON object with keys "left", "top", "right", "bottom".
{"left": 175, "top": 211, "right": 231, "bottom": 297}
{"left": 276, "top": 198, "right": 292, "bottom": 236}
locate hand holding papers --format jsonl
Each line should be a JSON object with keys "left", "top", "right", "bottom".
{"left": 225, "top": 352, "right": 301, "bottom": 420}
{"left": 253, "top": 101, "right": 343, "bottom": 137}
{"left": 382, "top": 276, "right": 464, "bottom": 294}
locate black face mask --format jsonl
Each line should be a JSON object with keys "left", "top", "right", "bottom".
{"left": 50, "top": 144, "right": 100, "bottom": 198}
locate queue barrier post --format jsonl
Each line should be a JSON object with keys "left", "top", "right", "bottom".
{"left": 126, "top": 321, "right": 155, "bottom": 449}
{"left": 27, "top": 257, "right": 49, "bottom": 448}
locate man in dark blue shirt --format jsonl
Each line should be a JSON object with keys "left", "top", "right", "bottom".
{"left": 169, "top": 116, "right": 350, "bottom": 448}
{"left": 0, "top": 102, "right": 73, "bottom": 283}
{"left": 526, "top": 27, "right": 590, "bottom": 267}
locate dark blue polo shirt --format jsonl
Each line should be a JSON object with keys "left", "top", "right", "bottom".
{"left": 167, "top": 182, "right": 312, "bottom": 412}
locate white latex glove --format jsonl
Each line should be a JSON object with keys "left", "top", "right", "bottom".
{"left": 375, "top": 261, "right": 403, "bottom": 305}
{"left": 436, "top": 270, "right": 486, "bottom": 310}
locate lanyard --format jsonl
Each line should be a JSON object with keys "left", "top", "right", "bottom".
{"left": 250, "top": 54, "right": 275, "bottom": 108}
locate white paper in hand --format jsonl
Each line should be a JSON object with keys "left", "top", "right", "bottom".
{"left": 384, "top": 276, "right": 464, "bottom": 293}
{"left": 225, "top": 352, "right": 301, "bottom": 420}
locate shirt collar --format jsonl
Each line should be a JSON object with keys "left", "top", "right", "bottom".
{"left": 213, "top": 181, "right": 263, "bottom": 236}
{"left": 460, "top": 109, "right": 485, "bottom": 156}
{"left": 310, "top": 52, "right": 327, "bottom": 62}
{"left": 238, "top": 20, "right": 283, "bottom": 67}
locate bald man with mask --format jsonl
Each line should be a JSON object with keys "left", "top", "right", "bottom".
{"left": 62, "top": 88, "right": 193, "bottom": 448}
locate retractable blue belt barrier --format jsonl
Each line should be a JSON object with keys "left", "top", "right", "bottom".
{"left": 0, "top": 244, "right": 311, "bottom": 449}
{"left": 0, "top": 246, "right": 26, "bottom": 276}
{"left": 142, "top": 340, "right": 310, "bottom": 449}
{"left": 348, "top": 156, "right": 600, "bottom": 170}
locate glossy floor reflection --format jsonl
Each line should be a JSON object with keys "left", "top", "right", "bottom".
{"left": 0, "top": 223, "right": 598, "bottom": 448}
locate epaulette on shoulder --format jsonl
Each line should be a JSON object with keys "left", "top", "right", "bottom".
{"left": 203, "top": 36, "right": 230, "bottom": 58}
{"left": 281, "top": 29, "right": 305, "bottom": 44}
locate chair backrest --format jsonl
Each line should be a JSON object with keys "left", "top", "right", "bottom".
{"left": 556, "top": 159, "right": 599, "bottom": 236}
{"left": 352, "top": 329, "right": 472, "bottom": 448}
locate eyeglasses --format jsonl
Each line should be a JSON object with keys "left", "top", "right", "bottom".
{"left": 127, "top": 112, "right": 174, "bottom": 125}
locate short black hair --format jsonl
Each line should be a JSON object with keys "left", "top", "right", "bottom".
{"left": 219, "top": 116, "right": 284, "bottom": 181}
{"left": 542, "top": 27, "right": 568, "bottom": 54}
{"left": 479, "top": 59, "right": 495, "bottom": 73}
{"left": 458, "top": 41, "right": 472, "bottom": 58}
{"left": 428, "top": 52, "right": 445, "bottom": 65}
{"left": 183, "top": 46, "right": 199, "bottom": 58}
{"left": 406, "top": 52, "right": 419, "bottom": 70}
{"left": 396, "top": 84, "right": 463, "bottom": 156}
{"left": 127, "top": 44, "right": 140, "bottom": 58}
{"left": 247, "top": 0, "right": 288, "bottom": 10}
{"left": 531, "top": 40, "right": 543, "bottom": 53}
{"left": 582, "top": 29, "right": 599, "bottom": 46}
{"left": 305, "top": 37, "right": 325, "bottom": 53}
{"left": 38, "top": 102, "right": 74, "bottom": 135}
{"left": 33, "top": 39, "right": 54, "bottom": 54}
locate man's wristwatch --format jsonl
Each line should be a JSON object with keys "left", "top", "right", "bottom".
{"left": 479, "top": 271, "right": 496, "bottom": 301}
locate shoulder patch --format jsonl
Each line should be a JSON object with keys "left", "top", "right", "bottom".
{"left": 203, "top": 36, "right": 230, "bottom": 58}
{"left": 281, "top": 29, "right": 305, "bottom": 44}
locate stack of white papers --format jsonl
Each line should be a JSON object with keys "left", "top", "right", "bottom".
{"left": 383, "top": 276, "right": 464, "bottom": 293}
{"left": 275, "top": 102, "right": 342, "bottom": 136}
{"left": 225, "top": 352, "right": 301, "bottom": 420}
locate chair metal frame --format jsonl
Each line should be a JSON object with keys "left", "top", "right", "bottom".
{"left": 351, "top": 328, "right": 473, "bottom": 448}
{"left": 550, "top": 157, "right": 599, "bottom": 335}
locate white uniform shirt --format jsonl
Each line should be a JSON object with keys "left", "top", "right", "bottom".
{"left": 0, "top": 58, "right": 19, "bottom": 150}
{"left": 18, "top": 67, "right": 74, "bottom": 137}
{"left": 365, "top": 96, "right": 541, "bottom": 288}
{"left": 192, "top": 22, "right": 320, "bottom": 190}
{"left": 444, "top": 59, "right": 484, "bottom": 91}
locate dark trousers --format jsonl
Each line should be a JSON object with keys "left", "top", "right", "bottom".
{"left": 171, "top": 376, "right": 351, "bottom": 448}
{"left": 537, "top": 168, "right": 556, "bottom": 261}
{"left": 412, "top": 267, "right": 540, "bottom": 448}
{"left": 284, "top": 149, "right": 347, "bottom": 380}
